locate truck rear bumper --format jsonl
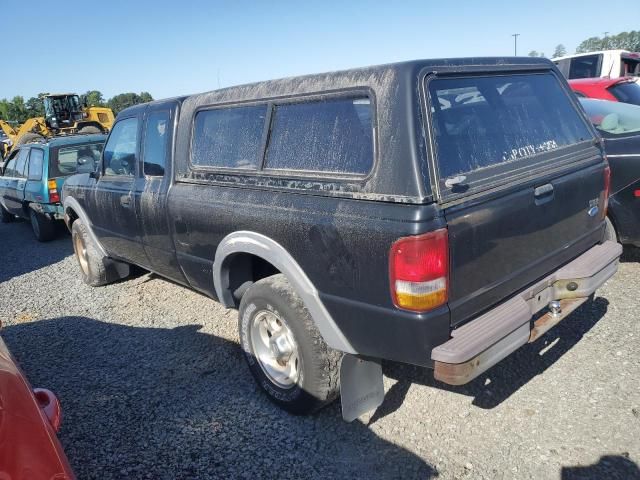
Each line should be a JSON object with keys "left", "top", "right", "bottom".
{"left": 431, "top": 241, "right": 622, "bottom": 385}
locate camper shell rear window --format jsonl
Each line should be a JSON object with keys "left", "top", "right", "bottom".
{"left": 428, "top": 72, "right": 593, "bottom": 180}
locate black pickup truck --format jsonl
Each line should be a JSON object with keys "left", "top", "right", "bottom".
{"left": 62, "top": 57, "right": 622, "bottom": 421}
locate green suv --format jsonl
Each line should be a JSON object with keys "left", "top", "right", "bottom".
{"left": 0, "top": 134, "right": 105, "bottom": 241}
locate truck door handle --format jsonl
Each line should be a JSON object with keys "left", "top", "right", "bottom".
{"left": 534, "top": 184, "right": 554, "bottom": 198}
{"left": 120, "top": 195, "right": 131, "bottom": 207}
{"left": 444, "top": 175, "right": 467, "bottom": 189}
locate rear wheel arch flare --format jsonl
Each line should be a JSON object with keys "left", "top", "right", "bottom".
{"left": 604, "top": 215, "right": 618, "bottom": 242}
{"left": 220, "top": 252, "right": 280, "bottom": 305}
{"left": 213, "top": 231, "right": 356, "bottom": 354}
{"left": 62, "top": 196, "right": 107, "bottom": 257}
{"left": 65, "top": 205, "right": 79, "bottom": 225}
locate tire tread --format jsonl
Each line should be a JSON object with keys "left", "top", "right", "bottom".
{"left": 239, "top": 274, "right": 342, "bottom": 414}
{"left": 30, "top": 210, "right": 56, "bottom": 242}
{"left": 72, "top": 219, "right": 109, "bottom": 286}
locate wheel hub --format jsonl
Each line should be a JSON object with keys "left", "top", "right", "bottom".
{"left": 269, "top": 332, "right": 294, "bottom": 363}
{"left": 250, "top": 310, "right": 300, "bottom": 389}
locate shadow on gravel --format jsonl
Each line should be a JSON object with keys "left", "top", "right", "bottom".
{"left": 561, "top": 454, "right": 640, "bottom": 480}
{"left": 3, "top": 317, "right": 438, "bottom": 480}
{"left": 0, "top": 221, "right": 72, "bottom": 283}
{"left": 621, "top": 245, "right": 640, "bottom": 263}
{"left": 378, "top": 296, "right": 609, "bottom": 417}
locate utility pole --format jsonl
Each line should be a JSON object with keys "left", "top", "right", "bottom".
{"left": 512, "top": 33, "right": 520, "bottom": 56}
{"left": 603, "top": 31, "right": 609, "bottom": 49}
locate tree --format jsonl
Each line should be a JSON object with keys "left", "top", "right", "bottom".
{"left": 83, "top": 90, "right": 105, "bottom": 107}
{"left": 607, "top": 30, "right": 640, "bottom": 51}
{"left": 107, "top": 92, "right": 154, "bottom": 114}
{"left": 0, "top": 99, "right": 11, "bottom": 121}
{"left": 528, "top": 51, "right": 545, "bottom": 58}
{"left": 139, "top": 92, "right": 153, "bottom": 103}
{"left": 552, "top": 44, "right": 566, "bottom": 58}
{"left": 26, "top": 96, "right": 45, "bottom": 117}
{"left": 576, "top": 30, "right": 640, "bottom": 53}
{"left": 1, "top": 90, "right": 155, "bottom": 121}
{"left": 6, "top": 96, "right": 29, "bottom": 123}
{"left": 576, "top": 36, "right": 605, "bottom": 53}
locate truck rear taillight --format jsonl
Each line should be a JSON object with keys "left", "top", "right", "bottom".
{"left": 389, "top": 229, "right": 449, "bottom": 312}
{"left": 603, "top": 163, "right": 611, "bottom": 219}
{"left": 48, "top": 179, "right": 60, "bottom": 203}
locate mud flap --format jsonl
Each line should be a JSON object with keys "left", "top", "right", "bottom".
{"left": 103, "top": 258, "right": 130, "bottom": 282}
{"left": 340, "top": 354, "right": 385, "bottom": 422}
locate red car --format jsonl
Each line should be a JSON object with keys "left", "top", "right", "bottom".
{"left": 569, "top": 77, "right": 640, "bottom": 105}
{"left": 0, "top": 331, "right": 75, "bottom": 479}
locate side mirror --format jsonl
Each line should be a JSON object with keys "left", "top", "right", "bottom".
{"left": 89, "top": 169, "right": 100, "bottom": 179}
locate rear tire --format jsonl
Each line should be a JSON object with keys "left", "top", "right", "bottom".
{"left": 238, "top": 274, "right": 342, "bottom": 415}
{"left": 29, "top": 210, "right": 56, "bottom": 242}
{"left": 604, "top": 216, "right": 617, "bottom": 243}
{"left": 78, "top": 126, "right": 102, "bottom": 134}
{"left": 71, "top": 219, "right": 110, "bottom": 286}
{"left": 1, "top": 204, "right": 14, "bottom": 223}
{"left": 16, "top": 132, "right": 45, "bottom": 145}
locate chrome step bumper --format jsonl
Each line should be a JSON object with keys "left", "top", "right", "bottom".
{"left": 431, "top": 241, "right": 622, "bottom": 385}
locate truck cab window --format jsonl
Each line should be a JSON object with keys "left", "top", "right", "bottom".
{"left": 143, "top": 111, "right": 170, "bottom": 176}
{"left": 103, "top": 117, "right": 139, "bottom": 176}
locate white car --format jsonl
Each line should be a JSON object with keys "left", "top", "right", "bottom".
{"left": 553, "top": 49, "right": 640, "bottom": 80}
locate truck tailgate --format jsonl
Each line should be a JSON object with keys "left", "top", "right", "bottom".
{"left": 445, "top": 159, "right": 606, "bottom": 326}
{"left": 425, "top": 69, "right": 606, "bottom": 327}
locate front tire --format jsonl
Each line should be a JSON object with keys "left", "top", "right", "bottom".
{"left": 71, "top": 219, "right": 110, "bottom": 286}
{"left": 238, "top": 274, "right": 342, "bottom": 415}
{"left": 30, "top": 210, "right": 56, "bottom": 242}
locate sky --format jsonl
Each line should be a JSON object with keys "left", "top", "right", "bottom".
{"left": 1, "top": 0, "right": 638, "bottom": 101}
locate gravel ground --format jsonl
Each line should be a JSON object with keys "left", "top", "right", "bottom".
{"left": 1, "top": 219, "right": 639, "bottom": 480}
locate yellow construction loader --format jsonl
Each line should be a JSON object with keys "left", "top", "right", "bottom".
{"left": 0, "top": 93, "right": 114, "bottom": 157}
